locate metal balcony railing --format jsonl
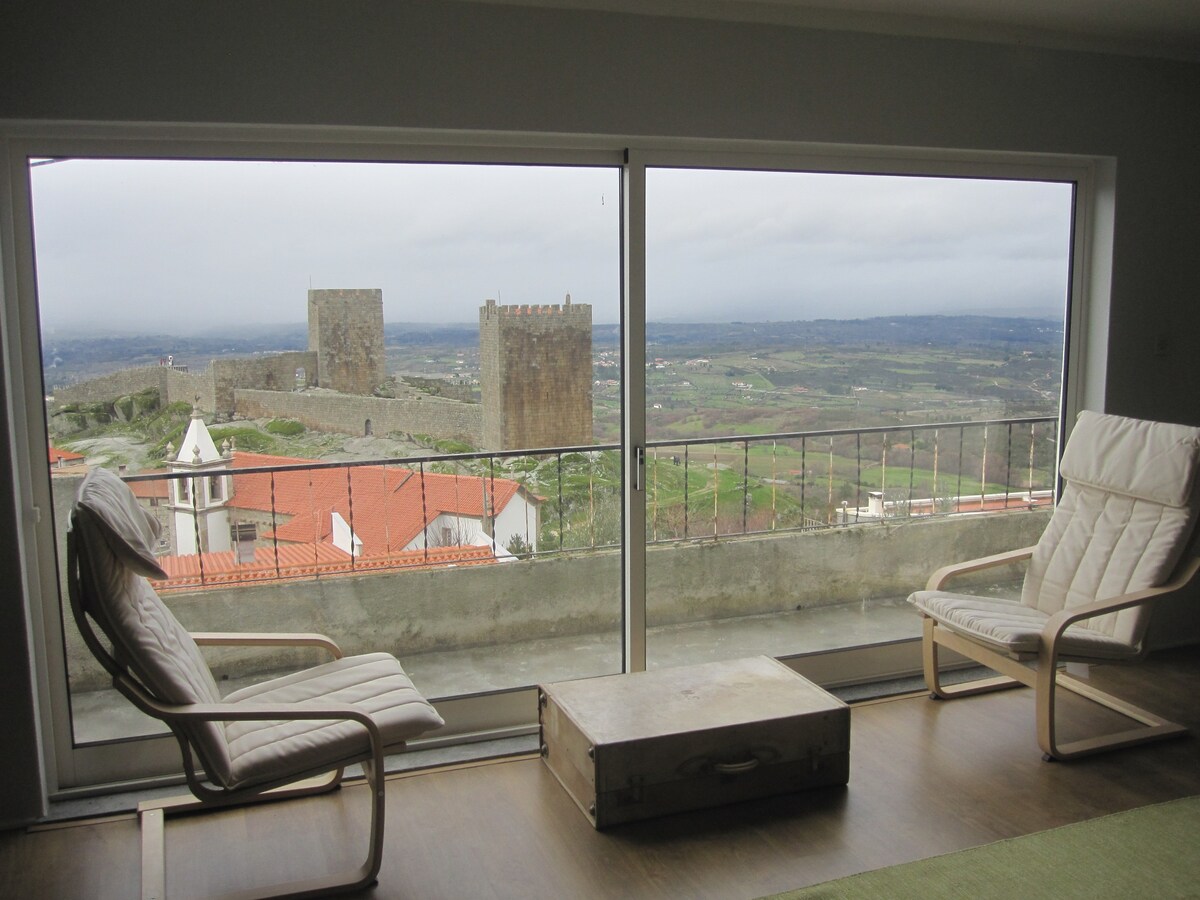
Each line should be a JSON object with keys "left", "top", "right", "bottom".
{"left": 645, "top": 416, "right": 1058, "bottom": 541}
{"left": 118, "top": 415, "right": 1056, "bottom": 588}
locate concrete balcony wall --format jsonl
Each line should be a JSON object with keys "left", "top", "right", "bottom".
{"left": 62, "top": 509, "right": 1050, "bottom": 691}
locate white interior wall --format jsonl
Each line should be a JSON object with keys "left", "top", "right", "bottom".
{"left": 2, "top": 0, "right": 1199, "bottom": 825}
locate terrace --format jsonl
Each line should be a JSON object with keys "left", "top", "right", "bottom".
{"left": 54, "top": 416, "right": 1056, "bottom": 750}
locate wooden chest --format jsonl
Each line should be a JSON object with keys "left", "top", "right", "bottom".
{"left": 538, "top": 656, "right": 850, "bottom": 828}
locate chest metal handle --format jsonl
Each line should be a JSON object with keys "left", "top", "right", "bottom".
{"left": 712, "top": 757, "right": 760, "bottom": 775}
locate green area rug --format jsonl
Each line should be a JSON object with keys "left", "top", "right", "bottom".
{"left": 765, "top": 796, "right": 1200, "bottom": 900}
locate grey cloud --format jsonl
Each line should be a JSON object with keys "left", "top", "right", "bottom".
{"left": 31, "top": 159, "right": 1070, "bottom": 331}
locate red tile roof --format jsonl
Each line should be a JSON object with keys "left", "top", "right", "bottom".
{"left": 225, "top": 452, "right": 528, "bottom": 555}
{"left": 127, "top": 469, "right": 169, "bottom": 500}
{"left": 49, "top": 445, "right": 86, "bottom": 466}
{"left": 153, "top": 542, "right": 499, "bottom": 591}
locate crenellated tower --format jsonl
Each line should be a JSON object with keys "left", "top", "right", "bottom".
{"left": 308, "top": 288, "right": 386, "bottom": 395}
{"left": 479, "top": 295, "right": 593, "bottom": 451}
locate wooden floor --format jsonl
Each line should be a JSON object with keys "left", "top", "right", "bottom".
{"left": 4, "top": 646, "right": 1200, "bottom": 899}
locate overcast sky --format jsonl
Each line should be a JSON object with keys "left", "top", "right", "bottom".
{"left": 29, "top": 158, "right": 1073, "bottom": 332}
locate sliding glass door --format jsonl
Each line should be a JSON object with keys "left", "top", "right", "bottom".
{"left": 642, "top": 165, "right": 1074, "bottom": 672}
{"left": 23, "top": 151, "right": 624, "bottom": 787}
{"left": 2, "top": 129, "right": 1094, "bottom": 792}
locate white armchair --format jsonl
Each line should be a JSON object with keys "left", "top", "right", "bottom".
{"left": 909, "top": 411, "right": 1200, "bottom": 760}
{"left": 67, "top": 466, "right": 444, "bottom": 898}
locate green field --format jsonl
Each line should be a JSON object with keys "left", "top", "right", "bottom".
{"left": 49, "top": 316, "right": 1063, "bottom": 552}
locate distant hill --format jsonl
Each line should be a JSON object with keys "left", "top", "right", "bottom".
{"left": 42, "top": 315, "right": 1061, "bottom": 386}
{"left": 641, "top": 315, "right": 1062, "bottom": 350}
{"left": 383, "top": 323, "right": 478, "bottom": 345}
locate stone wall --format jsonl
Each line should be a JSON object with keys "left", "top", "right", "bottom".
{"left": 480, "top": 297, "right": 593, "bottom": 451}
{"left": 162, "top": 367, "right": 216, "bottom": 412}
{"left": 401, "top": 375, "right": 475, "bottom": 403}
{"left": 234, "top": 388, "right": 482, "bottom": 443}
{"left": 50, "top": 357, "right": 307, "bottom": 417}
{"left": 51, "top": 367, "right": 171, "bottom": 406}
{"left": 210, "top": 352, "right": 316, "bottom": 415}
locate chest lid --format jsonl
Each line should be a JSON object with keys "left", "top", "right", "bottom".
{"left": 542, "top": 655, "right": 846, "bottom": 745}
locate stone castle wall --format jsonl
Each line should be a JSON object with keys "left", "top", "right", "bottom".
{"left": 480, "top": 297, "right": 593, "bottom": 451}
{"left": 234, "top": 389, "right": 482, "bottom": 443}
{"left": 162, "top": 367, "right": 216, "bottom": 412}
{"left": 53, "top": 355, "right": 314, "bottom": 418}
{"left": 53, "top": 365, "right": 217, "bottom": 411}
{"left": 210, "top": 352, "right": 317, "bottom": 415}
{"left": 308, "top": 289, "right": 386, "bottom": 395}
{"left": 52, "top": 367, "right": 171, "bottom": 406}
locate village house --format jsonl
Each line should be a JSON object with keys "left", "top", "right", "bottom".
{"left": 127, "top": 412, "right": 540, "bottom": 588}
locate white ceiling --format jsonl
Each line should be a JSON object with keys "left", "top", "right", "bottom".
{"left": 480, "top": 0, "right": 1200, "bottom": 61}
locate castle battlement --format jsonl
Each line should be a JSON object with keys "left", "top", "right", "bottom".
{"left": 479, "top": 295, "right": 593, "bottom": 451}
{"left": 481, "top": 295, "right": 591, "bottom": 321}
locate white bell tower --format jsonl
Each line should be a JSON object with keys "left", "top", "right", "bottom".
{"left": 169, "top": 406, "right": 233, "bottom": 556}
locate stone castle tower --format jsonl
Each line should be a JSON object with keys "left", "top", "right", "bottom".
{"left": 480, "top": 296, "right": 593, "bottom": 451}
{"left": 308, "top": 288, "right": 386, "bottom": 395}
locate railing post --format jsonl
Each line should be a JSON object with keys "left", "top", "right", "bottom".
{"left": 854, "top": 432, "right": 862, "bottom": 524}
{"left": 742, "top": 439, "right": 750, "bottom": 535}
{"left": 1028, "top": 423, "right": 1037, "bottom": 506}
{"left": 799, "top": 437, "right": 806, "bottom": 528}
{"left": 651, "top": 447, "right": 658, "bottom": 543}
{"left": 270, "top": 471, "right": 280, "bottom": 578}
{"left": 1004, "top": 422, "right": 1014, "bottom": 509}
{"left": 956, "top": 426, "right": 965, "bottom": 513}
{"left": 827, "top": 436, "right": 834, "bottom": 524}
{"left": 907, "top": 429, "right": 916, "bottom": 517}
{"left": 712, "top": 443, "right": 719, "bottom": 539}
{"left": 771, "top": 439, "right": 778, "bottom": 532}
{"left": 683, "top": 444, "right": 690, "bottom": 539}
{"left": 932, "top": 429, "right": 939, "bottom": 514}
{"left": 980, "top": 423, "right": 989, "bottom": 510}
{"left": 419, "top": 461, "right": 429, "bottom": 563}
{"left": 345, "top": 465, "right": 355, "bottom": 570}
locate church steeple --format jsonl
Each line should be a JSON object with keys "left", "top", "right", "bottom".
{"left": 168, "top": 408, "right": 233, "bottom": 556}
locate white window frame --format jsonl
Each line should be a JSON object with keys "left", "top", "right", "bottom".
{"left": 0, "top": 122, "right": 1108, "bottom": 796}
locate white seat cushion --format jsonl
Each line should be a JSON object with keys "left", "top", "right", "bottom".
{"left": 222, "top": 653, "right": 443, "bottom": 790}
{"left": 909, "top": 591, "right": 1143, "bottom": 661}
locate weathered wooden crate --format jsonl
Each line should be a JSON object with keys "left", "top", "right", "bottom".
{"left": 538, "top": 656, "right": 850, "bottom": 828}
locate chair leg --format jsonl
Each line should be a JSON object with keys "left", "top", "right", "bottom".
{"left": 140, "top": 808, "right": 165, "bottom": 900}
{"left": 1036, "top": 665, "right": 1188, "bottom": 761}
{"left": 139, "top": 766, "right": 387, "bottom": 899}
{"left": 920, "top": 618, "right": 1188, "bottom": 760}
{"left": 922, "top": 616, "right": 1025, "bottom": 699}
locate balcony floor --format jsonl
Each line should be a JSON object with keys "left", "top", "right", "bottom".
{"left": 70, "top": 595, "right": 926, "bottom": 743}
{"left": 418, "top": 593, "right": 927, "bottom": 696}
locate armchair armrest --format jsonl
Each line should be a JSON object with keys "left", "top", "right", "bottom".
{"left": 116, "top": 672, "right": 375, "bottom": 733}
{"left": 115, "top": 673, "right": 385, "bottom": 793}
{"left": 191, "top": 632, "right": 343, "bottom": 659}
{"left": 1041, "top": 556, "right": 1200, "bottom": 652}
{"left": 926, "top": 546, "right": 1036, "bottom": 591}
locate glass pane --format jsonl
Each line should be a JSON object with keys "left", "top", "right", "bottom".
{"left": 31, "top": 158, "right": 621, "bottom": 747}
{"left": 644, "top": 168, "right": 1072, "bottom": 669}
